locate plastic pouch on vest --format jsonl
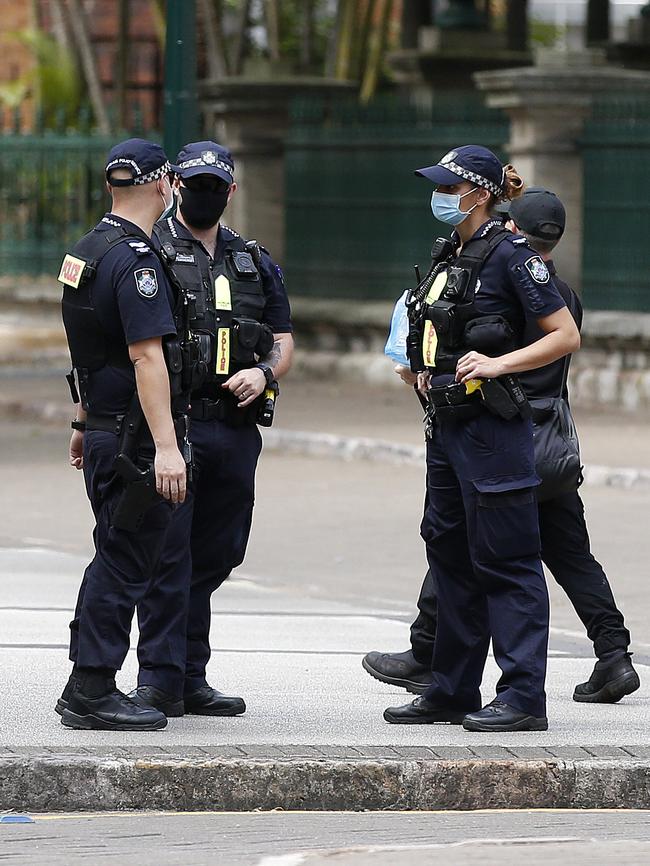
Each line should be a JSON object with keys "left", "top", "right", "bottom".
{"left": 233, "top": 318, "right": 263, "bottom": 364}
{"left": 384, "top": 291, "right": 409, "bottom": 366}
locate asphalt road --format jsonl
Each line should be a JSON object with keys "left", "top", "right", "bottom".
{"left": 1, "top": 810, "right": 650, "bottom": 865}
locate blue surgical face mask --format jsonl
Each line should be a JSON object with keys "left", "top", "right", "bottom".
{"left": 430, "top": 187, "right": 479, "bottom": 225}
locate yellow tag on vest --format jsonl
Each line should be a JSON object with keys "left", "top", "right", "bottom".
{"left": 216, "top": 327, "right": 230, "bottom": 376}
{"left": 422, "top": 270, "right": 449, "bottom": 368}
{"left": 214, "top": 275, "right": 232, "bottom": 310}
{"left": 58, "top": 254, "right": 86, "bottom": 288}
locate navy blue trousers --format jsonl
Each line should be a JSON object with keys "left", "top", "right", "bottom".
{"left": 411, "top": 491, "right": 630, "bottom": 667}
{"left": 69, "top": 431, "right": 174, "bottom": 672}
{"left": 422, "top": 411, "right": 549, "bottom": 718}
{"left": 136, "top": 418, "right": 262, "bottom": 697}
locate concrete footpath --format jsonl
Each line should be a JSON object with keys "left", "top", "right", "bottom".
{"left": 0, "top": 373, "right": 649, "bottom": 814}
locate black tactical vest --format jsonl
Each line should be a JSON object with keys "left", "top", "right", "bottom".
{"left": 59, "top": 223, "right": 157, "bottom": 408}
{"left": 412, "top": 224, "right": 517, "bottom": 373}
{"left": 154, "top": 219, "right": 273, "bottom": 396}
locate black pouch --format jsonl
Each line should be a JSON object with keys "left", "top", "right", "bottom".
{"left": 530, "top": 396, "right": 582, "bottom": 502}
{"left": 232, "top": 318, "right": 262, "bottom": 363}
{"left": 463, "top": 315, "right": 514, "bottom": 354}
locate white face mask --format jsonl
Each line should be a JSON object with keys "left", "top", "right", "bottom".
{"left": 159, "top": 179, "right": 175, "bottom": 219}
{"left": 430, "top": 186, "right": 479, "bottom": 225}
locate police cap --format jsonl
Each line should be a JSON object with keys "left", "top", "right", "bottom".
{"left": 415, "top": 145, "right": 505, "bottom": 197}
{"left": 105, "top": 138, "right": 171, "bottom": 187}
{"left": 496, "top": 187, "right": 566, "bottom": 241}
{"left": 172, "top": 141, "right": 234, "bottom": 185}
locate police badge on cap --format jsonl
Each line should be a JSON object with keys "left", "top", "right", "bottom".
{"left": 134, "top": 268, "right": 159, "bottom": 298}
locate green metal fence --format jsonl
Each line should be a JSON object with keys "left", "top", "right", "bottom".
{"left": 582, "top": 94, "right": 650, "bottom": 312}
{"left": 0, "top": 120, "right": 159, "bottom": 278}
{"left": 285, "top": 94, "right": 509, "bottom": 300}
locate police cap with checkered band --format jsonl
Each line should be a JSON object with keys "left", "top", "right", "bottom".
{"left": 171, "top": 140, "right": 234, "bottom": 185}
{"left": 415, "top": 145, "right": 506, "bottom": 198}
{"left": 105, "top": 138, "right": 171, "bottom": 187}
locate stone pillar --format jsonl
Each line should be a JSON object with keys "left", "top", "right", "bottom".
{"left": 199, "top": 79, "right": 354, "bottom": 261}
{"left": 475, "top": 53, "right": 650, "bottom": 291}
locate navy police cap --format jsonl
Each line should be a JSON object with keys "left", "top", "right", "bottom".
{"left": 172, "top": 141, "right": 234, "bottom": 184}
{"left": 415, "top": 145, "right": 505, "bottom": 197}
{"left": 496, "top": 187, "right": 566, "bottom": 241}
{"left": 105, "top": 138, "right": 170, "bottom": 187}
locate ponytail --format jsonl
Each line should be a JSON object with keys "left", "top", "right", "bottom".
{"left": 502, "top": 164, "right": 524, "bottom": 201}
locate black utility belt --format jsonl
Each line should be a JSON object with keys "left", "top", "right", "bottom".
{"left": 427, "top": 376, "right": 530, "bottom": 422}
{"left": 189, "top": 396, "right": 259, "bottom": 427}
{"left": 85, "top": 413, "right": 186, "bottom": 436}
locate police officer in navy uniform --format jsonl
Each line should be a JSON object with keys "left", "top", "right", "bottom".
{"left": 365, "top": 188, "right": 640, "bottom": 705}
{"left": 383, "top": 146, "right": 580, "bottom": 732}
{"left": 128, "top": 141, "right": 294, "bottom": 716}
{"left": 56, "top": 139, "right": 187, "bottom": 730}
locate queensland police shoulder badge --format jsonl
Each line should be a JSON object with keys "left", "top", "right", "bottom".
{"left": 134, "top": 268, "right": 158, "bottom": 298}
{"left": 524, "top": 255, "right": 550, "bottom": 284}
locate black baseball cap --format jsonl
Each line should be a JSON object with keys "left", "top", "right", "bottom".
{"left": 105, "top": 138, "right": 170, "bottom": 186}
{"left": 497, "top": 187, "right": 566, "bottom": 240}
{"left": 172, "top": 141, "right": 234, "bottom": 184}
{"left": 415, "top": 145, "right": 505, "bottom": 197}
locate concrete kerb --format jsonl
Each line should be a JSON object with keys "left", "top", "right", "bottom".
{"left": 3, "top": 396, "right": 650, "bottom": 491}
{"left": 1, "top": 751, "right": 649, "bottom": 812}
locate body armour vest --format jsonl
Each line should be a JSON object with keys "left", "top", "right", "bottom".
{"left": 59, "top": 223, "right": 154, "bottom": 409}
{"left": 409, "top": 225, "right": 517, "bottom": 374}
{"left": 154, "top": 218, "right": 274, "bottom": 397}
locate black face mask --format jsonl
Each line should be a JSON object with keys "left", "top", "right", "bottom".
{"left": 178, "top": 187, "right": 229, "bottom": 229}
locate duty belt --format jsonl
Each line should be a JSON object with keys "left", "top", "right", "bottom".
{"left": 427, "top": 383, "right": 482, "bottom": 421}
{"left": 189, "top": 396, "right": 258, "bottom": 427}
{"left": 86, "top": 413, "right": 186, "bottom": 436}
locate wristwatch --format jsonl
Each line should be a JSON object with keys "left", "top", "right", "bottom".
{"left": 254, "top": 363, "right": 275, "bottom": 387}
{"left": 71, "top": 420, "right": 86, "bottom": 432}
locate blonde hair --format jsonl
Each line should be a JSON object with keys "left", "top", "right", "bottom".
{"left": 502, "top": 164, "right": 524, "bottom": 201}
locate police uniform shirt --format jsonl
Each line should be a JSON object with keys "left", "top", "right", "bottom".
{"left": 466, "top": 220, "right": 567, "bottom": 334}
{"left": 161, "top": 218, "right": 293, "bottom": 335}
{"left": 86, "top": 214, "right": 177, "bottom": 415}
{"left": 519, "top": 261, "right": 583, "bottom": 401}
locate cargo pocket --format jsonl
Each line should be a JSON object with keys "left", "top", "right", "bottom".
{"left": 472, "top": 475, "right": 540, "bottom": 563}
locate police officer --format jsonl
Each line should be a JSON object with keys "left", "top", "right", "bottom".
{"left": 127, "top": 141, "right": 294, "bottom": 716}
{"left": 56, "top": 139, "right": 187, "bottom": 730}
{"left": 382, "top": 146, "right": 580, "bottom": 732}
{"left": 365, "top": 188, "right": 640, "bottom": 705}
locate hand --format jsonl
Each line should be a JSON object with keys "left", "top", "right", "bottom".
{"left": 69, "top": 430, "right": 84, "bottom": 470}
{"left": 455, "top": 352, "right": 506, "bottom": 383}
{"left": 154, "top": 445, "right": 187, "bottom": 504}
{"left": 394, "top": 364, "right": 417, "bottom": 386}
{"left": 417, "top": 371, "right": 431, "bottom": 396}
{"left": 222, "top": 368, "right": 266, "bottom": 408}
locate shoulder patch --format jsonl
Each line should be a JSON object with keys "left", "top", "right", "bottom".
{"left": 524, "top": 255, "right": 550, "bottom": 284}
{"left": 134, "top": 267, "right": 159, "bottom": 298}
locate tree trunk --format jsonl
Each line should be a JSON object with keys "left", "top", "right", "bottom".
{"left": 401, "top": 0, "right": 432, "bottom": 49}
{"left": 150, "top": 0, "right": 166, "bottom": 49}
{"left": 199, "top": 0, "right": 229, "bottom": 77}
{"left": 233, "top": 0, "right": 251, "bottom": 75}
{"left": 355, "top": 0, "right": 376, "bottom": 81}
{"left": 116, "top": 0, "right": 129, "bottom": 129}
{"left": 506, "top": 0, "right": 528, "bottom": 52}
{"left": 586, "top": 0, "right": 610, "bottom": 45}
{"left": 360, "top": 0, "right": 393, "bottom": 103}
{"left": 264, "top": 0, "right": 281, "bottom": 64}
{"left": 334, "top": 0, "right": 357, "bottom": 80}
{"left": 66, "top": 0, "right": 111, "bottom": 132}
{"left": 300, "top": 0, "right": 314, "bottom": 71}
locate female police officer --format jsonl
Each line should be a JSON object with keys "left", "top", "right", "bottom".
{"left": 384, "top": 145, "right": 580, "bottom": 732}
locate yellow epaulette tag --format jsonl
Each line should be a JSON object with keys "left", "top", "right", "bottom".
{"left": 58, "top": 254, "right": 86, "bottom": 288}
{"left": 214, "top": 275, "right": 232, "bottom": 310}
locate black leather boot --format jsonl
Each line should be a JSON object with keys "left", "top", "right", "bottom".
{"left": 383, "top": 696, "right": 467, "bottom": 725}
{"left": 61, "top": 672, "right": 167, "bottom": 731}
{"left": 573, "top": 653, "right": 640, "bottom": 703}
{"left": 184, "top": 685, "right": 246, "bottom": 716}
{"left": 462, "top": 700, "right": 548, "bottom": 732}
{"left": 128, "top": 685, "right": 185, "bottom": 717}
{"left": 362, "top": 650, "right": 432, "bottom": 694}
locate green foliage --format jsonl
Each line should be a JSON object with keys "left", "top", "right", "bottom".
{"left": 529, "top": 18, "right": 563, "bottom": 48}
{"left": 0, "top": 28, "right": 81, "bottom": 128}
